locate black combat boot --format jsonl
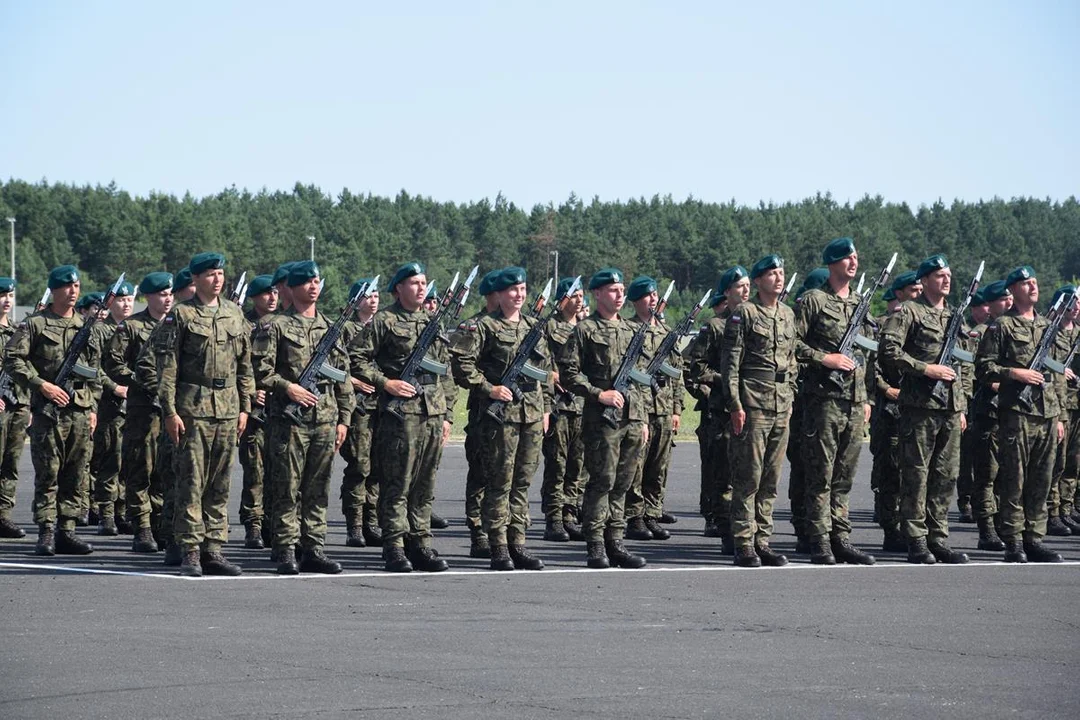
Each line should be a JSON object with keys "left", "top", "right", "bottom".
{"left": 429, "top": 512, "right": 449, "bottom": 530}
{"left": 703, "top": 520, "right": 722, "bottom": 538}
{"left": 344, "top": 514, "right": 365, "bottom": 548}
{"left": 976, "top": 517, "right": 1005, "bottom": 551}
{"left": 245, "top": 522, "right": 265, "bottom": 550}
{"left": 659, "top": 511, "right": 677, "bottom": 524}
{"left": 131, "top": 527, "right": 159, "bottom": 553}
{"left": 957, "top": 502, "right": 975, "bottom": 524}
{"left": 1061, "top": 514, "right": 1080, "bottom": 534}
{"left": 625, "top": 516, "right": 653, "bottom": 541}
{"left": 469, "top": 526, "right": 491, "bottom": 559}
{"left": 35, "top": 524, "right": 56, "bottom": 556}
{"left": 409, "top": 546, "right": 449, "bottom": 573}
{"left": 907, "top": 537, "right": 936, "bottom": 565}
{"left": 1003, "top": 538, "right": 1027, "bottom": 563}
{"left": 734, "top": 544, "right": 761, "bottom": 568}
{"left": 1023, "top": 540, "right": 1064, "bottom": 563}
{"left": 881, "top": 528, "right": 907, "bottom": 553}
{"left": 810, "top": 536, "right": 836, "bottom": 565}
{"left": 115, "top": 516, "right": 134, "bottom": 535}
{"left": 563, "top": 513, "right": 585, "bottom": 542}
{"left": 362, "top": 508, "right": 383, "bottom": 547}
{"left": 489, "top": 544, "right": 514, "bottom": 571}
{"left": 586, "top": 541, "right": 610, "bottom": 569}
{"left": 794, "top": 535, "right": 812, "bottom": 555}
{"left": 0, "top": 516, "right": 25, "bottom": 539}
{"left": 644, "top": 516, "right": 671, "bottom": 540}
{"left": 179, "top": 548, "right": 202, "bottom": 577}
{"left": 928, "top": 541, "right": 969, "bottom": 564}
{"left": 200, "top": 550, "right": 242, "bottom": 576}
{"left": 1046, "top": 516, "right": 1072, "bottom": 536}
{"left": 300, "top": 548, "right": 342, "bottom": 574}
{"left": 276, "top": 546, "right": 299, "bottom": 575}
{"left": 755, "top": 542, "right": 788, "bottom": 567}
{"left": 509, "top": 544, "right": 545, "bottom": 570}
{"left": 832, "top": 537, "right": 876, "bottom": 565}
{"left": 97, "top": 512, "right": 118, "bottom": 536}
{"left": 605, "top": 531, "right": 646, "bottom": 569}
{"left": 544, "top": 516, "right": 570, "bottom": 542}
{"left": 1071, "top": 508, "right": 1080, "bottom": 525}
{"left": 163, "top": 541, "right": 183, "bottom": 566}
{"left": 55, "top": 527, "right": 93, "bottom": 555}
{"left": 720, "top": 534, "right": 735, "bottom": 557}
{"left": 383, "top": 545, "right": 413, "bottom": 573}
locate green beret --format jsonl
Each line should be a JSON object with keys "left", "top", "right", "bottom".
{"left": 981, "top": 280, "right": 1010, "bottom": 303}
{"left": 116, "top": 281, "right": 135, "bottom": 297}
{"left": 246, "top": 274, "right": 274, "bottom": 298}
{"left": 750, "top": 255, "right": 784, "bottom": 280}
{"left": 76, "top": 291, "right": 105, "bottom": 310}
{"left": 890, "top": 270, "right": 920, "bottom": 293}
{"left": 626, "top": 276, "right": 657, "bottom": 302}
{"left": 716, "top": 266, "right": 749, "bottom": 295}
{"left": 970, "top": 288, "right": 988, "bottom": 306}
{"left": 272, "top": 262, "right": 297, "bottom": 286}
{"left": 173, "top": 267, "right": 192, "bottom": 292}
{"left": 801, "top": 267, "right": 830, "bottom": 293}
{"left": 138, "top": 272, "right": 173, "bottom": 295}
{"left": 822, "top": 237, "right": 856, "bottom": 265}
{"left": 588, "top": 268, "right": 624, "bottom": 290}
{"left": 0, "top": 277, "right": 15, "bottom": 293}
{"left": 883, "top": 288, "right": 897, "bottom": 302}
{"left": 490, "top": 266, "right": 527, "bottom": 294}
{"left": 388, "top": 262, "right": 425, "bottom": 293}
{"left": 1051, "top": 285, "right": 1077, "bottom": 308}
{"left": 48, "top": 265, "right": 80, "bottom": 290}
{"left": 916, "top": 254, "right": 949, "bottom": 280}
{"left": 189, "top": 252, "right": 226, "bottom": 275}
{"left": 425, "top": 281, "right": 438, "bottom": 301}
{"left": 1005, "top": 265, "right": 1036, "bottom": 288}
{"left": 349, "top": 277, "right": 375, "bottom": 299}
{"left": 478, "top": 270, "right": 499, "bottom": 296}
{"left": 287, "top": 260, "right": 320, "bottom": 287}
{"left": 555, "top": 277, "right": 579, "bottom": 302}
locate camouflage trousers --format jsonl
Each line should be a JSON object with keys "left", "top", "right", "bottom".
{"left": 122, "top": 408, "right": 165, "bottom": 530}
{"left": 339, "top": 407, "right": 379, "bottom": 520}
{"left": 267, "top": 418, "right": 335, "bottom": 551}
{"left": 91, "top": 409, "right": 125, "bottom": 520}
{"left": 696, "top": 412, "right": 713, "bottom": 517}
{"left": 238, "top": 416, "right": 267, "bottom": 527}
{"left": 0, "top": 404, "right": 29, "bottom": 520}
{"left": 704, "top": 412, "right": 732, "bottom": 529}
{"left": 729, "top": 408, "right": 790, "bottom": 544}
{"left": 801, "top": 396, "right": 863, "bottom": 541}
{"left": 376, "top": 412, "right": 444, "bottom": 549}
{"left": 786, "top": 396, "right": 807, "bottom": 538}
{"left": 626, "top": 413, "right": 674, "bottom": 520}
{"left": 956, "top": 421, "right": 977, "bottom": 513}
{"left": 479, "top": 417, "right": 542, "bottom": 545}
{"left": 997, "top": 411, "right": 1058, "bottom": 541}
{"left": 970, "top": 414, "right": 1000, "bottom": 521}
{"left": 173, "top": 416, "right": 238, "bottom": 551}
{"left": 157, "top": 431, "right": 178, "bottom": 544}
{"left": 869, "top": 407, "right": 902, "bottom": 534}
{"left": 899, "top": 407, "right": 960, "bottom": 543}
{"left": 541, "top": 411, "right": 586, "bottom": 521}
{"left": 1060, "top": 410, "right": 1080, "bottom": 516}
{"left": 1049, "top": 411, "right": 1076, "bottom": 517}
{"left": 463, "top": 402, "right": 487, "bottom": 532}
{"left": 580, "top": 408, "right": 645, "bottom": 543}
{"left": 29, "top": 408, "right": 91, "bottom": 530}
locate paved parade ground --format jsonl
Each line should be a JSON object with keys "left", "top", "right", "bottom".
{"left": 1, "top": 442, "right": 1078, "bottom": 719}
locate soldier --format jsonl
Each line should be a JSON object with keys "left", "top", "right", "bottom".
{"left": 957, "top": 292, "right": 992, "bottom": 523}
{"left": 541, "top": 277, "right": 587, "bottom": 542}
{"left": 105, "top": 272, "right": 174, "bottom": 553}
{"left": 172, "top": 268, "right": 195, "bottom": 304}
{"left": 6, "top": 266, "right": 102, "bottom": 555}
{"left": 880, "top": 254, "right": 973, "bottom": 564}
{"left": 339, "top": 276, "right": 382, "bottom": 547}
{"left": 272, "top": 262, "right": 297, "bottom": 313}
{"left": 0, "top": 277, "right": 31, "bottom": 539}
{"left": 73, "top": 292, "right": 106, "bottom": 526}
{"left": 721, "top": 255, "right": 798, "bottom": 567}
{"left": 92, "top": 279, "right": 135, "bottom": 536}
{"left": 1047, "top": 285, "right": 1079, "bottom": 535}
{"left": 624, "top": 276, "right": 683, "bottom": 542}
{"left": 452, "top": 266, "right": 552, "bottom": 570}
{"left": 350, "top": 262, "right": 456, "bottom": 573}
{"left": 559, "top": 268, "right": 648, "bottom": 569}
{"left": 420, "top": 279, "right": 450, "bottom": 531}
{"left": 253, "top": 261, "right": 352, "bottom": 574}
{"left": 159, "top": 252, "right": 255, "bottom": 577}
{"left": 237, "top": 274, "right": 277, "bottom": 549}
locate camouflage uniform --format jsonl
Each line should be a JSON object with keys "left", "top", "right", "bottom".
{"left": 338, "top": 316, "right": 380, "bottom": 533}
{"left": 541, "top": 314, "right": 587, "bottom": 528}
{"left": 448, "top": 309, "right": 489, "bottom": 540}
{"left": 134, "top": 320, "right": 179, "bottom": 549}
{"left": 1048, "top": 327, "right": 1078, "bottom": 523}
{"left": 967, "top": 322, "right": 1003, "bottom": 525}
{"left": 91, "top": 317, "right": 127, "bottom": 525}
{"left": 238, "top": 307, "right": 270, "bottom": 539}
{"left": 868, "top": 313, "right": 904, "bottom": 542}
{"left": 0, "top": 320, "right": 31, "bottom": 527}
{"left": 955, "top": 317, "right": 979, "bottom": 518}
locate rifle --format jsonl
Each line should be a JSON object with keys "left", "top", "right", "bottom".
{"left": 236, "top": 282, "right": 249, "bottom": 307}
{"left": 824, "top": 253, "right": 897, "bottom": 391}
{"left": 928, "top": 261, "right": 985, "bottom": 406}
{"left": 485, "top": 277, "right": 580, "bottom": 425}
{"left": 778, "top": 273, "right": 798, "bottom": 304}
{"left": 34, "top": 289, "right": 51, "bottom": 314}
{"left": 1061, "top": 329, "right": 1080, "bottom": 389}
{"left": 280, "top": 276, "right": 379, "bottom": 426}
{"left": 386, "top": 266, "right": 479, "bottom": 421}
{"left": 40, "top": 273, "right": 125, "bottom": 424}
{"left": 0, "top": 371, "right": 17, "bottom": 412}
{"left": 229, "top": 272, "right": 247, "bottom": 304}
{"left": 601, "top": 281, "right": 674, "bottom": 429}
{"left": 630, "top": 288, "right": 712, "bottom": 394}
{"left": 1017, "top": 289, "right": 1079, "bottom": 411}
{"left": 855, "top": 273, "right": 866, "bottom": 295}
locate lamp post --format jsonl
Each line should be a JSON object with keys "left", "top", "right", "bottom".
{"left": 4, "top": 217, "right": 14, "bottom": 318}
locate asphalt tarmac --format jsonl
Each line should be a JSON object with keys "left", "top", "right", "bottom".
{"left": 2, "top": 441, "right": 1078, "bottom": 719}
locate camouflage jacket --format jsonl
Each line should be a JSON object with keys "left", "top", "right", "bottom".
{"left": 341, "top": 316, "right": 378, "bottom": 413}
{"left": 1055, "top": 325, "right": 1078, "bottom": 413}
{"left": 976, "top": 308, "right": 1067, "bottom": 419}
{"left": 5, "top": 309, "right": 103, "bottom": 412}
{"left": 559, "top": 312, "right": 647, "bottom": 422}
{"left": 544, "top": 314, "right": 585, "bottom": 416}
{"left": 93, "top": 316, "right": 123, "bottom": 417}
{"left": 683, "top": 309, "right": 729, "bottom": 417}
{"left": 721, "top": 297, "right": 798, "bottom": 414}
{"left": 104, "top": 309, "right": 161, "bottom": 411}
{"left": 795, "top": 284, "right": 871, "bottom": 403}
{"left": 627, "top": 314, "right": 683, "bottom": 417}
{"left": 0, "top": 319, "right": 30, "bottom": 406}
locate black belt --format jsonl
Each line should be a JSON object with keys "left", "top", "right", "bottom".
{"left": 742, "top": 369, "right": 787, "bottom": 383}
{"left": 181, "top": 378, "right": 232, "bottom": 390}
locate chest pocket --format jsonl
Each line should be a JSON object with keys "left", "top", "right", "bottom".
{"left": 279, "top": 326, "right": 310, "bottom": 364}
{"left": 493, "top": 327, "right": 522, "bottom": 367}
{"left": 584, "top": 326, "right": 615, "bottom": 371}
{"left": 748, "top": 318, "right": 774, "bottom": 353}
{"left": 914, "top": 313, "right": 946, "bottom": 351}
{"left": 184, "top": 319, "right": 214, "bottom": 354}
{"left": 388, "top": 321, "right": 418, "bottom": 357}
{"left": 1005, "top": 325, "right": 1034, "bottom": 366}
{"left": 816, "top": 305, "right": 847, "bottom": 346}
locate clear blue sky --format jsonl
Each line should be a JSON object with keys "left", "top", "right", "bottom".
{"left": 1, "top": 0, "right": 1076, "bottom": 208}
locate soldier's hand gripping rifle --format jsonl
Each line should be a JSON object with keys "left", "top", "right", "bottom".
{"left": 628, "top": 288, "right": 712, "bottom": 400}
{"left": 928, "top": 261, "right": 985, "bottom": 406}
{"left": 40, "top": 273, "right": 126, "bottom": 424}
{"left": 229, "top": 272, "right": 247, "bottom": 304}
{"left": 601, "top": 281, "right": 674, "bottom": 429}
{"left": 1017, "top": 288, "right": 1079, "bottom": 411}
{"left": 386, "top": 265, "right": 479, "bottom": 421}
{"left": 824, "top": 253, "right": 897, "bottom": 391}
{"left": 280, "top": 276, "right": 379, "bottom": 426}
{"left": 485, "top": 277, "right": 581, "bottom": 425}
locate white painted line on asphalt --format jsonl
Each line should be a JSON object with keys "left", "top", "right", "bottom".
{"left": 0, "top": 561, "right": 178, "bottom": 578}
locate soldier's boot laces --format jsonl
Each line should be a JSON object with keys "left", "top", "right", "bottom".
{"left": 928, "top": 541, "right": 969, "bottom": 564}
{"left": 429, "top": 512, "right": 449, "bottom": 530}
{"left": 586, "top": 541, "right": 610, "bottom": 569}
{"left": 383, "top": 545, "right": 413, "bottom": 573}
{"left": 200, "top": 551, "right": 242, "bottom": 576}
{"left": 625, "top": 516, "right": 653, "bottom": 541}
{"left": 976, "top": 517, "right": 1005, "bottom": 551}
{"left": 1003, "top": 539, "right": 1028, "bottom": 563}
{"left": 35, "top": 524, "right": 56, "bottom": 556}
{"left": 300, "top": 548, "right": 342, "bottom": 574}
{"left": 131, "top": 527, "right": 159, "bottom": 553}
{"left": 344, "top": 518, "right": 365, "bottom": 548}
{"left": 409, "top": 546, "right": 449, "bottom": 573}
{"left": 179, "top": 549, "right": 202, "bottom": 577}
{"left": 163, "top": 541, "right": 183, "bottom": 566}
{"left": 509, "top": 544, "right": 544, "bottom": 571}
{"left": 720, "top": 534, "right": 735, "bottom": 557}
{"left": 832, "top": 537, "right": 876, "bottom": 565}
{"left": 1046, "top": 516, "right": 1072, "bottom": 537}
{"left": 489, "top": 544, "right": 514, "bottom": 571}
{"left": 362, "top": 507, "right": 383, "bottom": 546}
{"left": 245, "top": 522, "right": 265, "bottom": 550}
{"left": 659, "top": 511, "right": 677, "bottom": 524}
{"left": 605, "top": 536, "right": 646, "bottom": 569}
{"left": 276, "top": 546, "right": 299, "bottom": 575}
{"left": 97, "top": 512, "right": 118, "bottom": 536}
{"left": 469, "top": 528, "right": 491, "bottom": 559}
{"left": 881, "top": 528, "right": 907, "bottom": 553}
{"left": 563, "top": 515, "right": 585, "bottom": 542}
{"left": 733, "top": 544, "right": 761, "bottom": 568}
{"left": 544, "top": 516, "right": 570, "bottom": 542}
{"left": 907, "top": 537, "right": 936, "bottom": 565}
{"left": 644, "top": 516, "right": 671, "bottom": 541}
{"left": 0, "top": 516, "right": 25, "bottom": 539}
{"left": 56, "top": 528, "right": 94, "bottom": 555}
{"left": 809, "top": 536, "right": 836, "bottom": 565}
{"left": 1023, "top": 540, "right": 1064, "bottom": 564}
{"left": 1061, "top": 513, "right": 1080, "bottom": 534}
{"left": 754, "top": 542, "right": 788, "bottom": 567}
